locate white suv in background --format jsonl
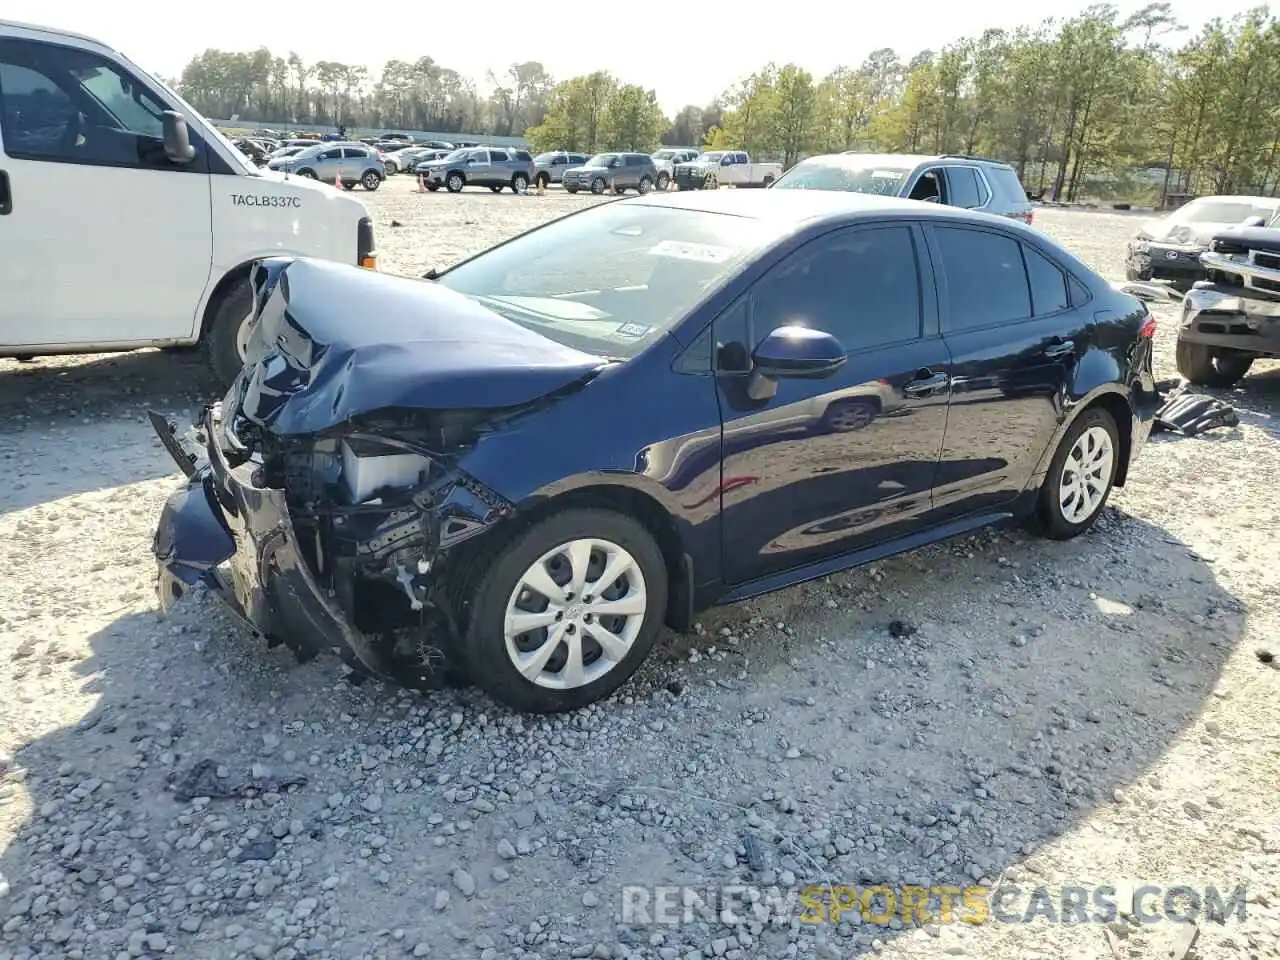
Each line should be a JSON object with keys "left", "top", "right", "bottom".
{"left": 650, "top": 147, "right": 700, "bottom": 189}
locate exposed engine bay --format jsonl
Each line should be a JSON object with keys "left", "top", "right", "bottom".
{"left": 209, "top": 397, "right": 517, "bottom": 688}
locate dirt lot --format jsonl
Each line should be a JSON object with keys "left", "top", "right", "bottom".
{"left": 1, "top": 176, "right": 1278, "bottom": 960}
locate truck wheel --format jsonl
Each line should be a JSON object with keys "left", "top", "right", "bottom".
{"left": 1175, "top": 340, "right": 1253, "bottom": 387}
{"left": 565, "top": 185, "right": 579, "bottom": 194}
{"left": 656, "top": 172, "right": 670, "bottom": 190}
{"left": 202, "top": 278, "right": 255, "bottom": 388}
{"left": 361, "top": 170, "right": 381, "bottom": 191}
{"left": 446, "top": 172, "right": 465, "bottom": 193}
{"left": 590, "top": 177, "right": 606, "bottom": 195}
{"left": 536, "top": 172, "right": 550, "bottom": 189}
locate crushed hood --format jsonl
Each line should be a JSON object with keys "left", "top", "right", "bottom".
{"left": 237, "top": 258, "right": 606, "bottom": 436}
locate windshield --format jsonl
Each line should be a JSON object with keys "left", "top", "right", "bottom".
{"left": 435, "top": 203, "right": 772, "bottom": 359}
{"left": 1173, "top": 200, "right": 1279, "bottom": 224}
{"left": 772, "top": 160, "right": 912, "bottom": 195}
{"left": 652, "top": 150, "right": 676, "bottom": 160}
{"left": 585, "top": 154, "right": 616, "bottom": 168}
{"left": 698, "top": 152, "right": 724, "bottom": 162}
{"left": 439, "top": 149, "right": 467, "bottom": 162}
{"left": 534, "top": 153, "right": 558, "bottom": 163}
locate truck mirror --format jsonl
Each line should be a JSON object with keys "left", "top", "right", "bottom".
{"left": 162, "top": 111, "right": 196, "bottom": 164}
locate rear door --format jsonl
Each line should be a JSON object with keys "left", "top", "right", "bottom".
{"left": 340, "top": 147, "right": 367, "bottom": 179}
{"left": 940, "top": 166, "right": 988, "bottom": 211}
{"left": 926, "top": 223, "right": 1089, "bottom": 518}
{"left": 487, "top": 149, "right": 510, "bottom": 184}
{"left": 467, "top": 149, "right": 492, "bottom": 183}
{"left": 716, "top": 222, "right": 953, "bottom": 585}
{"left": 0, "top": 35, "right": 213, "bottom": 347}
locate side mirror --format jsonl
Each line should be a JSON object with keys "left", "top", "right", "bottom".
{"left": 748, "top": 326, "right": 846, "bottom": 400}
{"left": 1243, "top": 215, "right": 1266, "bottom": 227}
{"left": 161, "top": 111, "right": 195, "bottom": 164}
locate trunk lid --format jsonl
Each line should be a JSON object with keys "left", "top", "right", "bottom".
{"left": 236, "top": 258, "right": 606, "bottom": 436}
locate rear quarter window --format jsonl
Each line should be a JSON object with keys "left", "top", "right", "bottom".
{"left": 988, "top": 166, "right": 1027, "bottom": 203}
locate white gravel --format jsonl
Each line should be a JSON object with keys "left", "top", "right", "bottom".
{"left": 2, "top": 177, "right": 1279, "bottom": 960}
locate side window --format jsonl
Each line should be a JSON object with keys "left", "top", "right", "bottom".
{"left": 515, "top": 150, "right": 532, "bottom": 161}
{"left": 490, "top": 149, "right": 510, "bottom": 161}
{"left": 468, "top": 150, "right": 487, "bottom": 163}
{"left": 750, "top": 226, "right": 923, "bottom": 353}
{"left": 934, "top": 226, "right": 1031, "bottom": 330}
{"left": 0, "top": 37, "right": 189, "bottom": 169}
{"left": 342, "top": 148, "right": 367, "bottom": 159}
{"left": 945, "top": 168, "right": 983, "bottom": 209}
{"left": 319, "top": 148, "right": 342, "bottom": 160}
{"left": 974, "top": 171, "right": 991, "bottom": 206}
{"left": 1022, "top": 245, "right": 1069, "bottom": 316}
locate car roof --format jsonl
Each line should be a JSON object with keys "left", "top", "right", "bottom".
{"left": 619, "top": 187, "right": 1031, "bottom": 231}
{"left": 1181, "top": 194, "right": 1280, "bottom": 205}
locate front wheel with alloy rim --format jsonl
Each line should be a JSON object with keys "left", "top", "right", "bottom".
{"left": 590, "top": 177, "right": 606, "bottom": 195}
{"left": 1036, "top": 407, "right": 1120, "bottom": 540}
{"left": 201, "top": 278, "right": 255, "bottom": 388}
{"left": 462, "top": 508, "right": 668, "bottom": 713}
{"left": 511, "top": 173, "right": 529, "bottom": 192}
{"left": 637, "top": 176, "right": 653, "bottom": 194}
{"left": 446, "top": 172, "right": 465, "bottom": 193}
{"left": 656, "top": 172, "right": 670, "bottom": 190}
{"left": 361, "top": 171, "right": 381, "bottom": 191}
{"left": 1175, "top": 339, "right": 1253, "bottom": 387}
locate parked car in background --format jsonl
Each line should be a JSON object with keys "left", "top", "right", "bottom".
{"left": 152, "top": 190, "right": 1157, "bottom": 714}
{"left": 0, "top": 19, "right": 377, "bottom": 389}
{"left": 416, "top": 147, "right": 536, "bottom": 193}
{"left": 673, "top": 151, "right": 783, "bottom": 190}
{"left": 1124, "top": 195, "right": 1280, "bottom": 285}
{"left": 233, "top": 138, "right": 270, "bottom": 165}
{"left": 769, "top": 153, "right": 1035, "bottom": 225}
{"left": 268, "top": 145, "right": 305, "bottom": 160}
{"left": 265, "top": 142, "right": 385, "bottom": 190}
{"left": 383, "top": 146, "right": 433, "bottom": 174}
{"left": 563, "top": 153, "right": 660, "bottom": 194}
{"left": 408, "top": 150, "right": 452, "bottom": 176}
{"left": 651, "top": 148, "right": 700, "bottom": 189}
{"left": 534, "top": 151, "right": 592, "bottom": 187}
{"left": 1172, "top": 216, "right": 1280, "bottom": 386}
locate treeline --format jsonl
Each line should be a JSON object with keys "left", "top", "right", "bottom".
{"left": 175, "top": 3, "right": 1280, "bottom": 201}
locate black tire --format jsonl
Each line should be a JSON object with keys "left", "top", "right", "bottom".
{"left": 565, "top": 186, "right": 579, "bottom": 194}
{"left": 511, "top": 173, "right": 529, "bottom": 193}
{"left": 762, "top": 175, "right": 775, "bottom": 188}
{"left": 340, "top": 180, "right": 355, "bottom": 191}
{"left": 361, "top": 170, "right": 381, "bottom": 191}
{"left": 461, "top": 508, "right": 668, "bottom": 713}
{"left": 590, "top": 177, "right": 606, "bottom": 195}
{"left": 426, "top": 184, "right": 440, "bottom": 192}
{"left": 536, "top": 172, "right": 550, "bottom": 188}
{"left": 820, "top": 398, "right": 878, "bottom": 433}
{"left": 656, "top": 172, "right": 670, "bottom": 190}
{"left": 1035, "top": 407, "right": 1120, "bottom": 540}
{"left": 1175, "top": 339, "right": 1253, "bottom": 387}
{"left": 1125, "top": 265, "right": 1152, "bottom": 281}
{"left": 489, "top": 185, "right": 504, "bottom": 193}
{"left": 295, "top": 168, "right": 317, "bottom": 179}
{"left": 446, "top": 172, "right": 466, "bottom": 193}
{"left": 637, "top": 176, "right": 653, "bottom": 194}
{"left": 201, "top": 276, "right": 254, "bottom": 388}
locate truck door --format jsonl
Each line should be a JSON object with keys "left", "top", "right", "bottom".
{"left": 0, "top": 35, "right": 213, "bottom": 348}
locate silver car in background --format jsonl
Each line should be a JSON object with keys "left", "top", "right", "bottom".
{"left": 650, "top": 147, "right": 699, "bottom": 190}
{"left": 533, "top": 151, "right": 592, "bottom": 188}
{"left": 265, "top": 142, "right": 386, "bottom": 191}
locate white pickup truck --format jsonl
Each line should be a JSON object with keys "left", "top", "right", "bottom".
{"left": 672, "top": 150, "right": 783, "bottom": 191}
{"left": 0, "top": 20, "right": 378, "bottom": 386}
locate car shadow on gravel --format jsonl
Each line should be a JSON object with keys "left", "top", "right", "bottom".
{"left": 0, "top": 352, "right": 221, "bottom": 514}
{"left": 0, "top": 512, "right": 1247, "bottom": 957}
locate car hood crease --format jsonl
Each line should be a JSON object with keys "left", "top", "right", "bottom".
{"left": 239, "top": 258, "right": 607, "bottom": 435}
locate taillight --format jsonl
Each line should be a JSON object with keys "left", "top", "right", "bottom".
{"left": 1138, "top": 315, "right": 1157, "bottom": 338}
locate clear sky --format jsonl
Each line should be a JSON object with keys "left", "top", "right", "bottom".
{"left": 13, "top": 0, "right": 1265, "bottom": 115}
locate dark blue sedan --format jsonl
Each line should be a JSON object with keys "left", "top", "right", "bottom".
{"left": 150, "top": 190, "right": 1160, "bottom": 713}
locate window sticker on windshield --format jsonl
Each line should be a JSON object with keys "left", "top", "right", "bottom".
{"left": 648, "top": 240, "right": 734, "bottom": 263}
{"left": 871, "top": 170, "right": 902, "bottom": 178}
{"left": 615, "top": 321, "right": 652, "bottom": 339}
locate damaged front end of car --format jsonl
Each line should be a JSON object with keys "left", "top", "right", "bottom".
{"left": 150, "top": 256, "right": 607, "bottom": 688}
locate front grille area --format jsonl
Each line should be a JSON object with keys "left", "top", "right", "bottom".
{"left": 1254, "top": 251, "right": 1280, "bottom": 271}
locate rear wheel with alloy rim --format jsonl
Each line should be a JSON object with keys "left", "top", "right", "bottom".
{"left": 462, "top": 508, "right": 667, "bottom": 713}
{"left": 1036, "top": 408, "right": 1120, "bottom": 539}
{"left": 446, "top": 173, "right": 465, "bottom": 193}
{"left": 202, "top": 278, "right": 255, "bottom": 388}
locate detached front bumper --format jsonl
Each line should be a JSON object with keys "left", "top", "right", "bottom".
{"left": 150, "top": 409, "right": 399, "bottom": 681}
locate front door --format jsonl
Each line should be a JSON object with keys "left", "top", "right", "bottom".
{"left": 716, "top": 223, "right": 952, "bottom": 586}
{"left": 0, "top": 36, "right": 213, "bottom": 348}
{"left": 924, "top": 223, "right": 1087, "bottom": 517}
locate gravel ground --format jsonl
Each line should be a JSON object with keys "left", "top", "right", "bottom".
{"left": 1, "top": 176, "right": 1278, "bottom": 960}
